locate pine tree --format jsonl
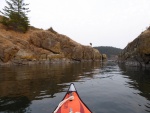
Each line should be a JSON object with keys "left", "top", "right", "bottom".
{"left": 0, "top": 0, "right": 30, "bottom": 32}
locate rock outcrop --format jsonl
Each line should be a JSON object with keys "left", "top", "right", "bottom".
{"left": 0, "top": 22, "right": 101, "bottom": 65}
{"left": 0, "top": 34, "right": 19, "bottom": 63}
{"left": 102, "top": 54, "right": 107, "bottom": 60}
{"left": 118, "top": 27, "right": 150, "bottom": 67}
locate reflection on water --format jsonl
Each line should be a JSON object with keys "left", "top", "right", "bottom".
{"left": 119, "top": 64, "right": 150, "bottom": 112}
{"left": 0, "top": 96, "right": 31, "bottom": 112}
{"left": 119, "top": 65, "right": 150, "bottom": 100}
{"left": 0, "top": 61, "right": 150, "bottom": 113}
{"left": 0, "top": 62, "right": 101, "bottom": 113}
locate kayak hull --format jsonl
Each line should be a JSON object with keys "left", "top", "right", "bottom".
{"left": 53, "top": 83, "right": 92, "bottom": 113}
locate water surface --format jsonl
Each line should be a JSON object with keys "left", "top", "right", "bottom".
{"left": 0, "top": 62, "right": 150, "bottom": 113}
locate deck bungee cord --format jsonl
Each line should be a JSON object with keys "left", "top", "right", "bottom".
{"left": 53, "top": 95, "right": 74, "bottom": 113}
{"left": 53, "top": 83, "right": 92, "bottom": 113}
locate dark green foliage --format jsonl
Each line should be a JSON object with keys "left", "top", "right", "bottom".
{"left": 94, "top": 46, "right": 122, "bottom": 58}
{"left": 0, "top": 16, "right": 9, "bottom": 26}
{"left": 0, "top": 0, "right": 30, "bottom": 33}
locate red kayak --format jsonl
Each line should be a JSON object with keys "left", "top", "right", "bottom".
{"left": 53, "top": 83, "right": 92, "bottom": 113}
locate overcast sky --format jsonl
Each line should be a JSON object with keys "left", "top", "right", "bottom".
{"left": 1, "top": 0, "right": 150, "bottom": 49}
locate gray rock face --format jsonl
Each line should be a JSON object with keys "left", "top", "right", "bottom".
{"left": 118, "top": 29, "right": 150, "bottom": 67}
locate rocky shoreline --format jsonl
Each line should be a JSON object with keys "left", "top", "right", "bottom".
{"left": 118, "top": 27, "right": 150, "bottom": 68}
{"left": 0, "top": 21, "right": 103, "bottom": 65}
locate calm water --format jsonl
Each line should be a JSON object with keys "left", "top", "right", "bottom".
{"left": 0, "top": 62, "right": 150, "bottom": 113}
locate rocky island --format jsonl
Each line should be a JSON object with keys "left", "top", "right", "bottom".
{"left": 0, "top": 16, "right": 102, "bottom": 65}
{"left": 118, "top": 27, "right": 150, "bottom": 68}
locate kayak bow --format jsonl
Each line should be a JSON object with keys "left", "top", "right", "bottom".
{"left": 53, "top": 83, "right": 92, "bottom": 113}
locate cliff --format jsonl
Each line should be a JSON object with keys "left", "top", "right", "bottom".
{"left": 0, "top": 22, "right": 101, "bottom": 65}
{"left": 118, "top": 27, "right": 150, "bottom": 67}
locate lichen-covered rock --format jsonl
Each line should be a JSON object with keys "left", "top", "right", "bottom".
{"left": 118, "top": 29, "right": 150, "bottom": 67}
{"left": 93, "top": 49, "right": 101, "bottom": 60}
{"left": 14, "top": 49, "right": 36, "bottom": 60}
{"left": 80, "top": 46, "right": 101, "bottom": 61}
{"left": 0, "top": 34, "right": 19, "bottom": 63}
{"left": 0, "top": 19, "right": 102, "bottom": 65}
{"left": 72, "top": 45, "right": 83, "bottom": 61}
{"left": 102, "top": 54, "right": 107, "bottom": 60}
{"left": 30, "top": 31, "right": 61, "bottom": 54}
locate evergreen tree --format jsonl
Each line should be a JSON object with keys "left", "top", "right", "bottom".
{"left": 0, "top": 0, "right": 30, "bottom": 32}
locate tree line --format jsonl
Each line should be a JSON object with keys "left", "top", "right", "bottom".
{"left": 0, "top": 0, "right": 30, "bottom": 33}
{"left": 94, "top": 46, "right": 122, "bottom": 58}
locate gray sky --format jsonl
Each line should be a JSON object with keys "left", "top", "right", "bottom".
{"left": 1, "top": 0, "right": 150, "bottom": 49}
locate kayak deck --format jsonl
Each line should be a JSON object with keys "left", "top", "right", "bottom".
{"left": 53, "top": 83, "right": 92, "bottom": 113}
